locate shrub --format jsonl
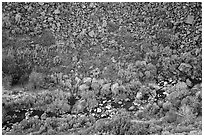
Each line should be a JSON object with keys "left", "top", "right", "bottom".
{"left": 27, "top": 70, "right": 45, "bottom": 90}
{"left": 2, "top": 74, "right": 12, "bottom": 90}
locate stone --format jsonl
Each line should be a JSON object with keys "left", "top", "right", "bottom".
{"left": 71, "top": 99, "right": 86, "bottom": 114}
{"left": 125, "top": 98, "right": 130, "bottom": 102}
{"left": 38, "top": 2, "right": 44, "bottom": 5}
{"left": 40, "top": 113, "right": 47, "bottom": 120}
{"left": 100, "top": 113, "right": 107, "bottom": 118}
{"left": 185, "top": 15, "right": 194, "bottom": 24}
{"left": 111, "top": 83, "right": 119, "bottom": 95}
{"left": 101, "top": 83, "right": 111, "bottom": 95}
{"left": 92, "top": 78, "right": 104, "bottom": 86}
{"left": 83, "top": 77, "right": 92, "bottom": 84}
{"left": 48, "top": 17, "right": 54, "bottom": 22}
{"left": 78, "top": 84, "right": 90, "bottom": 91}
{"left": 34, "top": 115, "right": 39, "bottom": 119}
{"left": 88, "top": 30, "right": 95, "bottom": 37}
{"left": 128, "top": 106, "right": 135, "bottom": 111}
{"left": 139, "top": 71, "right": 144, "bottom": 78}
{"left": 178, "top": 63, "right": 192, "bottom": 72}
{"left": 102, "top": 100, "right": 107, "bottom": 104}
{"left": 144, "top": 71, "right": 151, "bottom": 78}
{"left": 91, "top": 82, "right": 100, "bottom": 91}
{"left": 105, "top": 105, "right": 111, "bottom": 110}
{"left": 54, "top": 9, "right": 60, "bottom": 14}
{"left": 64, "top": 79, "right": 72, "bottom": 88}
{"left": 15, "top": 13, "right": 21, "bottom": 23}
{"left": 165, "top": 110, "right": 178, "bottom": 123}
{"left": 63, "top": 75, "right": 69, "bottom": 79}
{"left": 107, "top": 100, "right": 111, "bottom": 103}
{"left": 186, "top": 78, "right": 193, "bottom": 87}
{"left": 136, "top": 92, "right": 143, "bottom": 100}
{"left": 118, "top": 101, "right": 123, "bottom": 104}
{"left": 148, "top": 83, "right": 161, "bottom": 90}
{"left": 175, "top": 82, "right": 188, "bottom": 90}
{"left": 97, "top": 108, "right": 102, "bottom": 113}
{"left": 75, "top": 77, "right": 81, "bottom": 85}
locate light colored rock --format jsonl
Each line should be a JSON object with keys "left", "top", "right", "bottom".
{"left": 38, "top": 2, "right": 44, "bottom": 5}
{"left": 64, "top": 79, "right": 72, "bottom": 88}
{"left": 105, "top": 104, "right": 112, "bottom": 110}
{"left": 175, "top": 82, "right": 188, "bottom": 90}
{"left": 186, "top": 78, "right": 192, "bottom": 87}
{"left": 111, "top": 83, "right": 119, "bottom": 95}
{"left": 78, "top": 84, "right": 90, "bottom": 91}
{"left": 100, "top": 113, "right": 107, "bottom": 118}
{"left": 63, "top": 75, "right": 69, "bottom": 79}
{"left": 34, "top": 115, "right": 39, "bottom": 119}
{"left": 178, "top": 63, "right": 192, "bottom": 72}
{"left": 136, "top": 92, "right": 143, "bottom": 100}
{"left": 107, "top": 100, "right": 111, "bottom": 103}
{"left": 48, "top": 17, "right": 54, "bottom": 22}
{"left": 101, "top": 83, "right": 111, "bottom": 95}
{"left": 186, "top": 15, "right": 194, "bottom": 24}
{"left": 91, "top": 81, "right": 100, "bottom": 91}
{"left": 15, "top": 13, "right": 21, "bottom": 23}
{"left": 75, "top": 76, "right": 81, "bottom": 85}
{"left": 148, "top": 83, "right": 161, "bottom": 90}
{"left": 129, "top": 106, "right": 135, "bottom": 111}
{"left": 144, "top": 71, "right": 151, "bottom": 78}
{"left": 139, "top": 71, "right": 144, "bottom": 78}
{"left": 83, "top": 77, "right": 92, "bottom": 84}
{"left": 72, "top": 99, "right": 86, "bottom": 114}
{"left": 54, "top": 9, "right": 60, "bottom": 14}
{"left": 118, "top": 101, "right": 123, "bottom": 104}
{"left": 92, "top": 78, "right": 104, "bottom": 86}
{"left": 102, "top": 100, "right": 107, "bottom": 104}
{"left": 97, "top": 108, "right": 102, "bottom": 113}
{"left": 88, "top": 30, "right": 95, "bottom": 37}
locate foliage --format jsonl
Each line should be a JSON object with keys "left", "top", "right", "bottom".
{"left": 2, "top": 74, "right": 12, "bottom": 90}
{"left": 2, "top": 2, "right": 202, "bottom": 135}
{"left": 27, "top": 70, "right": 45, "bottom": 90}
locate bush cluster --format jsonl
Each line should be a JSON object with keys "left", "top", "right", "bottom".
{"left": 2, "top": 2, "right": 202, "bottom": 135}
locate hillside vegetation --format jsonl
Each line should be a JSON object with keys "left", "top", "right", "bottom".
{"left": 2, "top": 2, "right": 202, "bottom": 135}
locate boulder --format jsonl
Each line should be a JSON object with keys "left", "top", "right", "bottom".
{"left": 64, "top": 79, "right": 72, "bottom": 88}
{"left": 128, "top": 106, "right": 135, "bottom": 111}
{"left": 101, "top": 83, "right": 111, "bottom": 96}
{"left": 105, "top": 104, "right": 112, "bottom": 110}
{"left": 185, "top": 15, "right": 194, "bottom": 24}
{"left": 136, "top": 92, "right": 143, "bottom": 100}
{"left": 78, "top": 84, "right": 90, "bottom": 91}
{"left": 91, "top": 78, "right": 102, "bottom": 91}
{"left": 97, "top": 108, "right": 102, "bottom": 113}
{"left": 178, "top": 63, "right": 192, "bottom": 72}
{"left": 111, "top": 83, "right": 119, "bottom": 95}
{"left": 186, "top": 78, "right": 193, "bottom": 87}
{"left": 75, "top": 76, "right": 81, "bottom": 85}
{"left": 118, "top": 101, "right": 123, "bottom": 104}
{"left": 71, "top": 99, "right": 86, "bottom": 114}
{"left": 83, "top": 77, "right": 92, "bottom": 84}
